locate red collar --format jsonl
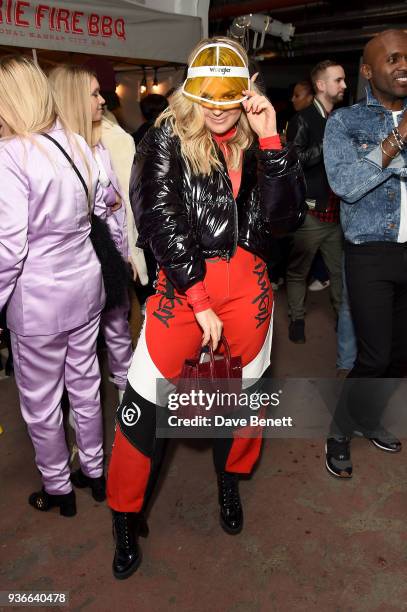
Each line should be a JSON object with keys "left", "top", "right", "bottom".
{"left": 212, "top": 127, "right": 237, "bottom": 145}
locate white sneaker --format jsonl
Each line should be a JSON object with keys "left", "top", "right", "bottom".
{"left": 308, "top": 279, "right": 330, "bottom": 292}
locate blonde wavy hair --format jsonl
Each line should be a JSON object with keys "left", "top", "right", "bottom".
{"left": 49, "top": 64, "right": 101, "bottom": 148}
{"left": 0, "top": 56, "right": 94, "bottom": 206}
{"left": 157, "top": 37, "right": 256, "bottom": 175}
{"left": 0, "top": 55, "right": 57, "bottom": 136}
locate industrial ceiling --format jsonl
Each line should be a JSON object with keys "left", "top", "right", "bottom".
{"left": 209, "top": 0, "right": 407, "bottom": 62}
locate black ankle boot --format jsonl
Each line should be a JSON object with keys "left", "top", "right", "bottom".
{"left": 28, "top": 488, "right": 77, "bottom": 517}
{"left": 217, "top": 472, "right": 243, "bottom": 535}
{"left": 70, "top": 468, "right": 106, "bottom": 502}
{"left": 112, "top": 511, "right": 146, "bottom": 579}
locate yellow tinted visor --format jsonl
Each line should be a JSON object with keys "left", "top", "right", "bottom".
{"left": 182, "top": 42, "right": 250, "bottom": 108}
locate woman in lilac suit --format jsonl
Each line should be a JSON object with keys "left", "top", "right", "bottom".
{"left": 50, "top": 65, "right": 133, "bottom": 406}
{"left": 0, "top": 56, "right": 106, "bottom": 517}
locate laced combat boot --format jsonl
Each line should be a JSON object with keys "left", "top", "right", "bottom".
{"left": 217, "top": 472, "right": 243, "bottom": 535}
{"left": 112, "top": 511, "right": 148, "bottom": 579}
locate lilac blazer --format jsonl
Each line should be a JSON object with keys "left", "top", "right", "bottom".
{"left": 0, "top": 122, "right": 106, "bottom": 336}
{"left": 95, "top": 143, "right": 128, "bottom": 260}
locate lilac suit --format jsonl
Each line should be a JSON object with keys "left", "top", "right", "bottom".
{"left": 0, "top": 122, "right": 106, "bottom": 495}
{"left": 96, "top": 144, "right": 133, "bottom": 392}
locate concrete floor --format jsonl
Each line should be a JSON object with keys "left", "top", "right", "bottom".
{"left": 1, "top": 288, "right": 407, "bottom": 612}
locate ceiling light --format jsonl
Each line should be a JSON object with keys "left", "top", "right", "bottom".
{"left": 153, "top": 67, "right": 159, "bottom": 91}
{"left": 140, "top": 66, "right": 147, "bottom": 94}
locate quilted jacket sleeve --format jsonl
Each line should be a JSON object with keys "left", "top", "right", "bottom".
{"left": 130, "top": 123, "right": 205, "bottom": 292}
{"left": 257, "top": 144, "right": 307, "bottom": 237}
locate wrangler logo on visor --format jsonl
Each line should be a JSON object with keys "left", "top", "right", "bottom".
{"left": 182, "top": 42, "right": 251, "bottom": 108}
{"left": 210, "top": 66, "right": 231, "bottom": 74}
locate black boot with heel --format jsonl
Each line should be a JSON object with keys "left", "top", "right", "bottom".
{"left": 70, "top": 468, "right": 106, "bottom": 502}
{"left": 28, "top": 488, "right": 77, "bottom": 517}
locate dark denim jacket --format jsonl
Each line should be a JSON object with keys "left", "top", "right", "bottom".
{"left": 323, "top": 87, "right": 407, "bottom": 243}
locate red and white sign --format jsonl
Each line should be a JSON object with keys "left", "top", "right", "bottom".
{"left": 0, "top": 0, "right": 202, "bottom": 62}
{"left": 0, "top": 1, "right": 125, "bottom": 38}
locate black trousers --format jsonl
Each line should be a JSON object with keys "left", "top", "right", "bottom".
{"left": 332, "top": 241, "right": 407, "bottom": 437}
{"left": 346, "top": 241, "right": 407, "bottom": 377}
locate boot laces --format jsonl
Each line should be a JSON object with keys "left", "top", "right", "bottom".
{"left": 114, "top": 513, "right": 134, "bottom": 550}
{"left": 220, "top": 474, "right": 240, "bottom": 508}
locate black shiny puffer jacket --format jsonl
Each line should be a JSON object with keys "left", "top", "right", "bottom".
{"left": 131, "top": 121, "right": 306, "bottom": 292}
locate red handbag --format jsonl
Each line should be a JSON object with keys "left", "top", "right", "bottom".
{"left": 176, "top": 336, "right": 242, "bottom": 419}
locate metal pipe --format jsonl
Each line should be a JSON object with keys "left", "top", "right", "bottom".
{"left": 230, "top": 13, "right": 295, "bottom": 43}
{"left": 293, "top": 24, "right": 407, "bottom": 43}
{"left": 258, "top": 0, "right": 406, "bottom": 16}
{"left": 209, "top": 0, "right": 322, "bottom": 20}
{"left": 292, "top": 4, "right": 407, "bottom": 27}
{"left": 258, "top": 1, "right": 328, "bottom": 14}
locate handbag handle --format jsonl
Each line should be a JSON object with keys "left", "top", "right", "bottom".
{"left": 199, "top": 335, "right": 232, "bottom": 378}
{"left": 41, "top": 133, "right": 89, "bottom": 198}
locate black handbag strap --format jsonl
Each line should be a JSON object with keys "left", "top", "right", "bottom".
{"left": 41, "top": 133, "right": 89, "bottom": 198}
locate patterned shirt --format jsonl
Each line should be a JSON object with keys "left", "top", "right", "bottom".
{"left": 308, "top": 190, "right": 340, "bottom": 224}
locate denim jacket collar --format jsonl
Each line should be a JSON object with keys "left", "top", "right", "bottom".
{"left": 365, "top": 83, "right": 407, "bottom": 111}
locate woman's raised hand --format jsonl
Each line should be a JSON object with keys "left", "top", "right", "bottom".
{"left": 194, "top": 308, "right": 223, "bottom": 351}
{"left": 241, "top": 89, "right": 277, "bottom": 139}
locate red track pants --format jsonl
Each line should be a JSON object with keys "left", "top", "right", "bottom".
{"left": 107, "top": 248, "right": 273, "bottom": 512}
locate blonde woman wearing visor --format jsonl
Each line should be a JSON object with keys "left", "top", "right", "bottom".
{"left": 107, "top": 37, "right": 306, "bottom": 579}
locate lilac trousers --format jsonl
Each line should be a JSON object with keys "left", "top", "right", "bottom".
{"left": 11, "top": 314, "right": 104, "bottom": 495}
{"left": 101, "top": 303, "right": 133, "bottom": 391}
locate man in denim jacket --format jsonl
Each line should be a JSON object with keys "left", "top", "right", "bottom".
{"left": 323, "top": 29, "right": 407, "bottom": 477}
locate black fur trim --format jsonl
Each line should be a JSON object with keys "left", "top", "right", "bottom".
{"left": 90, "top": 214, "right": 130, "bottom": 311}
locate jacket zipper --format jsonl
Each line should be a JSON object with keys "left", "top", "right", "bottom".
{"left": 230, "top": 194, "right": 238, "bottom": 261}
{"left": 218, "top": 154, "right": 238, "bottom": 262}
{"left": 224, "top": 181, "right": 238, "bottom": 261}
